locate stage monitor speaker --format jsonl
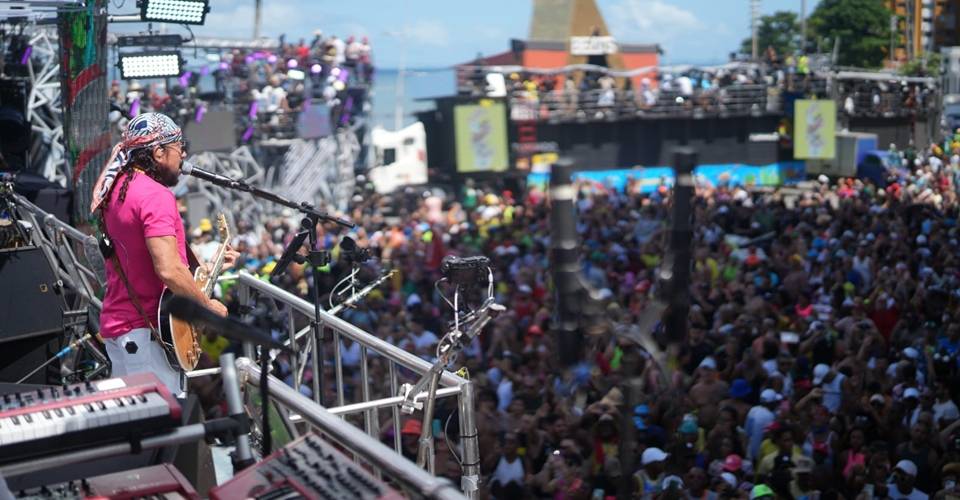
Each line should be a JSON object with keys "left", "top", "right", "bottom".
{"left": 183, "top": 109, "right": 237, "bottom": 153}
{"left": 0, "top": 246, "right": 65, "bottom": 343}
{"left": 0, "top": 78, "right": 30, "bottom": 171}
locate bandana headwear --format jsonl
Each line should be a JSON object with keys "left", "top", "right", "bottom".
{"left": 89, "top": 112, "right": 183, "bottom": 214}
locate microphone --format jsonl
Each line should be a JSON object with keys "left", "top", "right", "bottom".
{"left": 272, "top": 230, "right": 309, "bottom": 279}
{"left": 164, "top": 295, "right": 292, "bottom": 353}
{"left": 180, "top": 161, "right": 248, "bottom": 190}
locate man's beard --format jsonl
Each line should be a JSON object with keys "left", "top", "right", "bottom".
{"left": 158, "top": 161, "right": 181, "bottom": 186}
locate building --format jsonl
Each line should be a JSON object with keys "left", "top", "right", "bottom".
{"left": 456, "top": 0, "right": 661, "bottom": 91}
{"left": 887, "top": 0, "right": 960, "bottom": 63}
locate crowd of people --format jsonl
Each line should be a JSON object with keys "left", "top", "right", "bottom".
{"left": 468, "top": 48, "right": 935, "bottom": 124}
{"left": 107, "top": 30, "right": 373, "bottom": 143}
{"left": 177, "top": 135, "right": 960, "bottom": 499}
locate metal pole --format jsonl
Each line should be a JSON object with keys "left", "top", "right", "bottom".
{"left": 253, "top": 0, "right": 262, "bottom": 39}
{"left": 220, "top": 353, "right": 254, "bottom": 471}
{"left": 549, "top": 159, "right": 584, "bottom": 366}
{"left": 751, "top": 0, "right": 761, "bottom": 60}
{"left": 661, "top": 148, "right": 697, "bottom": 344}
{"left": 416, "top": 371, "right": 441, "bottom": 474}
{"left": 458, "top": 381, "right": 481, "bottom": 500}
{"left": 800, "top": 0, "right": 807, "bottom": 53}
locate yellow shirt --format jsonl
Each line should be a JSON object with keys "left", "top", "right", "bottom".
{"left": 201, "top": 334, "right": 230, "bottom": 361}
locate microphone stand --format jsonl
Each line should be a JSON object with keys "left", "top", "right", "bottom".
{"left": 192, "top": 172, "right": 353, "bottom": 409}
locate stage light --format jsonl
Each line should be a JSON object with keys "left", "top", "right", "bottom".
{"left": 139, "top": 0, "right": 210, "bottom": 25}
{"left": 118, "top": 51, "right": 183, "bottom": 79}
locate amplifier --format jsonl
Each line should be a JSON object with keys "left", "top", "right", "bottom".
{"left": 0, "top": 246, "right": 64, "bottom": 343}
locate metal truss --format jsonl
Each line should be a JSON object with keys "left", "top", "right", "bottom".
{"left": 23, "top": 25, "right": 68, "bottom": 186}
{"left": 183, "top": 145, "right": 269, "bottom": 229}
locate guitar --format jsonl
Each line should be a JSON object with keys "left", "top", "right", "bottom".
{"left": 157, "top": 214, "right": 231, "bottom": 371}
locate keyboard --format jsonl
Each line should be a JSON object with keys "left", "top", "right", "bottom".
{"left": 210, "top": 432, "right": 405, "bottom": 500}
{"left": 15, "top": 463, "right": 199, "bottom": 499}
{"left": 0, "top": 373, "right": 181, "bottom": 465}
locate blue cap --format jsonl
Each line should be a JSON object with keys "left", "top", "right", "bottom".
{"left": 634, "top": 416, "right": 648, "bottom": 430}
{"left": 634, "top": 404, "right": 651, "bottom": 416}
{"left": 730, "top": 378, "right": 751, "bottom": 399}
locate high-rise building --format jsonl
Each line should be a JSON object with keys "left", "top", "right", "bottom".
{"left": 886, "top": 0, "right": 960, "bottom": 63}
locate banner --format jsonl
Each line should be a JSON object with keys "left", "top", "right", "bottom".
{"left": 527, "top": 162, "right": 806, "bottom": 193}
{"left": 454, "top": 101, "right": 508, "bottom": 173}
{"left": 570, "top": 36, "right": 618, "bottom": 56}
{"left": 59, "top": 0, "right": 110, "bottom": 221}
{"left": 793, "top": 99, "right": 836, "bottom": 159}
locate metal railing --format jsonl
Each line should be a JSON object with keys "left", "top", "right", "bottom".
{"left": 508, "top": 84, "right": 781, "bottom": 122}
{"left": 231, "top": 271, "right": 481, "bottom": 498}
{"left": 234, "top": 357, "right": 466, "bottom": 500}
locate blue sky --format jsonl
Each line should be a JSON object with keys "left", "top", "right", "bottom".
{"left": 137, "top": 0, "right": 820, "bottom": 68}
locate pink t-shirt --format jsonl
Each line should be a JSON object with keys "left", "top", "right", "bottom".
{"left": 100, "top": 172, "right": 187, "bottom": 338}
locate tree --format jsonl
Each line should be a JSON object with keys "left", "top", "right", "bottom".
{"left": 808, "top": 0, "right": 892, "bottom": 68}
{"left": 740, "top": 11, "right": 800, "bottom": 59}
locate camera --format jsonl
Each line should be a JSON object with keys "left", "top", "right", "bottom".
{"left": 441, "top": 255, "right": 490, "bottom": 286}
{"left": 339, "top": 236, "right": 371, "bottom": 264}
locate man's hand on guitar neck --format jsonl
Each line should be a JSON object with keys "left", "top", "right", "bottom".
{"left": 147, "top": 235, "right": 229, "bottom": 317}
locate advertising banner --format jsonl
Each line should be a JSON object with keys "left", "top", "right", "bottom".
{"left": 454, "top": 101, "right": 509, "bottom": 173}
{"left": 794, "top": 99, "right": 836, "bottom": 159}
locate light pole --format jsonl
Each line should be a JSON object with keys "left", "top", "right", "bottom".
{"left": 254, "top": 0, "right": 262, "bottom": 39}
{"left": 800, "top": 0, "right": 807, "bottom": 53}
{"left": 382, "top": 27, "right": 410, "bottom": 131}
{"left": 751, "top": 0, "right": 761, "bottom": 60}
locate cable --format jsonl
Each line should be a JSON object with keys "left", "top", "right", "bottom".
{"left": 328, "top": 266, "right": 358, "bottom": 309}
{"left": 181, "top": 24, "right": 198, "bottom": 58}
{"left": 435, "top": 277, "right": 455, "bottom": 310}
{"left": 444, "top": 410, "right": 463, "bottom": 465}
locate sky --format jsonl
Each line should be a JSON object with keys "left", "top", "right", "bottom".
{"left": 117, "top": 0, "right": 821, "bottom": 68}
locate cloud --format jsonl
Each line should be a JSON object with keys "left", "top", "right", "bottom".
{"left": 400, "top": 20, "right": 450, "bottom": 47}
{"left": 201, "top": 1, "right": 313, "bottom": 39}
{"left": 606, "top": 0, "right": 704, "bottom": 42}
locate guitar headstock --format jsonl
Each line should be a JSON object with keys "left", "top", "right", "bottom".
{"left": 216, "top": 213, "right": 231, "bottom": 241}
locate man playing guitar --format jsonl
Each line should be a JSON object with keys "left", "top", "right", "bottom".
{"left": 90, "top": 112, "right": 237, "bottom": 395}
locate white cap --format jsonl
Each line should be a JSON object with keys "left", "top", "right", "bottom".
{"left": 698, "top": 356, "right": 717, "bottom": 371}
{"left": 642, "top": 447, "right": 669, "bottom": 465}
{"left": 896, "top": 459, "right": 918, "bottom": 477}
{"left": 760, "top": 388, "right": 783, "bottom": 404}
{"left": 721, "top": 472, "right": 738, "bottom": 488}
{"left": 903, "top": 347, "right": 921, "bottom": 360}
{"left": 904, "top": 387, "right": 920, "bottom": 400}
{"left": 813, "top": 363, "right": 830, "bottom": 385}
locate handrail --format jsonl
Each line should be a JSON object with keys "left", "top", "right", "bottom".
{"left": 8, "top": 191, "right": 95, "bottom": 245}
{"left": 234, "top": 357, "right": 466, "bottom": 500}
{"left": 236, "top": 271, "right": 466, "bottom": 388}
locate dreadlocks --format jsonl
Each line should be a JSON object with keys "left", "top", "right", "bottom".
{"left": 108, "top": 147, "right": 163, "bottom": 209}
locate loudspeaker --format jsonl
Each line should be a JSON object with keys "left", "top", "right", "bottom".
{"left": 0, "top": 333, "right": 63, "bottom": 384}
{"left": 0, "top": 78, "right": 30, "bottom": 171}
{"left": 0, "top": 246, "right": 65, "bottom": 343}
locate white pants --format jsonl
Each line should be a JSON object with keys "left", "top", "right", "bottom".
{"left": 104, "top": 328, "right": 183, "bottom": 396}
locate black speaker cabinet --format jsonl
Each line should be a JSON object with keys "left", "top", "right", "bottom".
{"left": 0, "top": 246, "right": 65, "bottom": 343}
